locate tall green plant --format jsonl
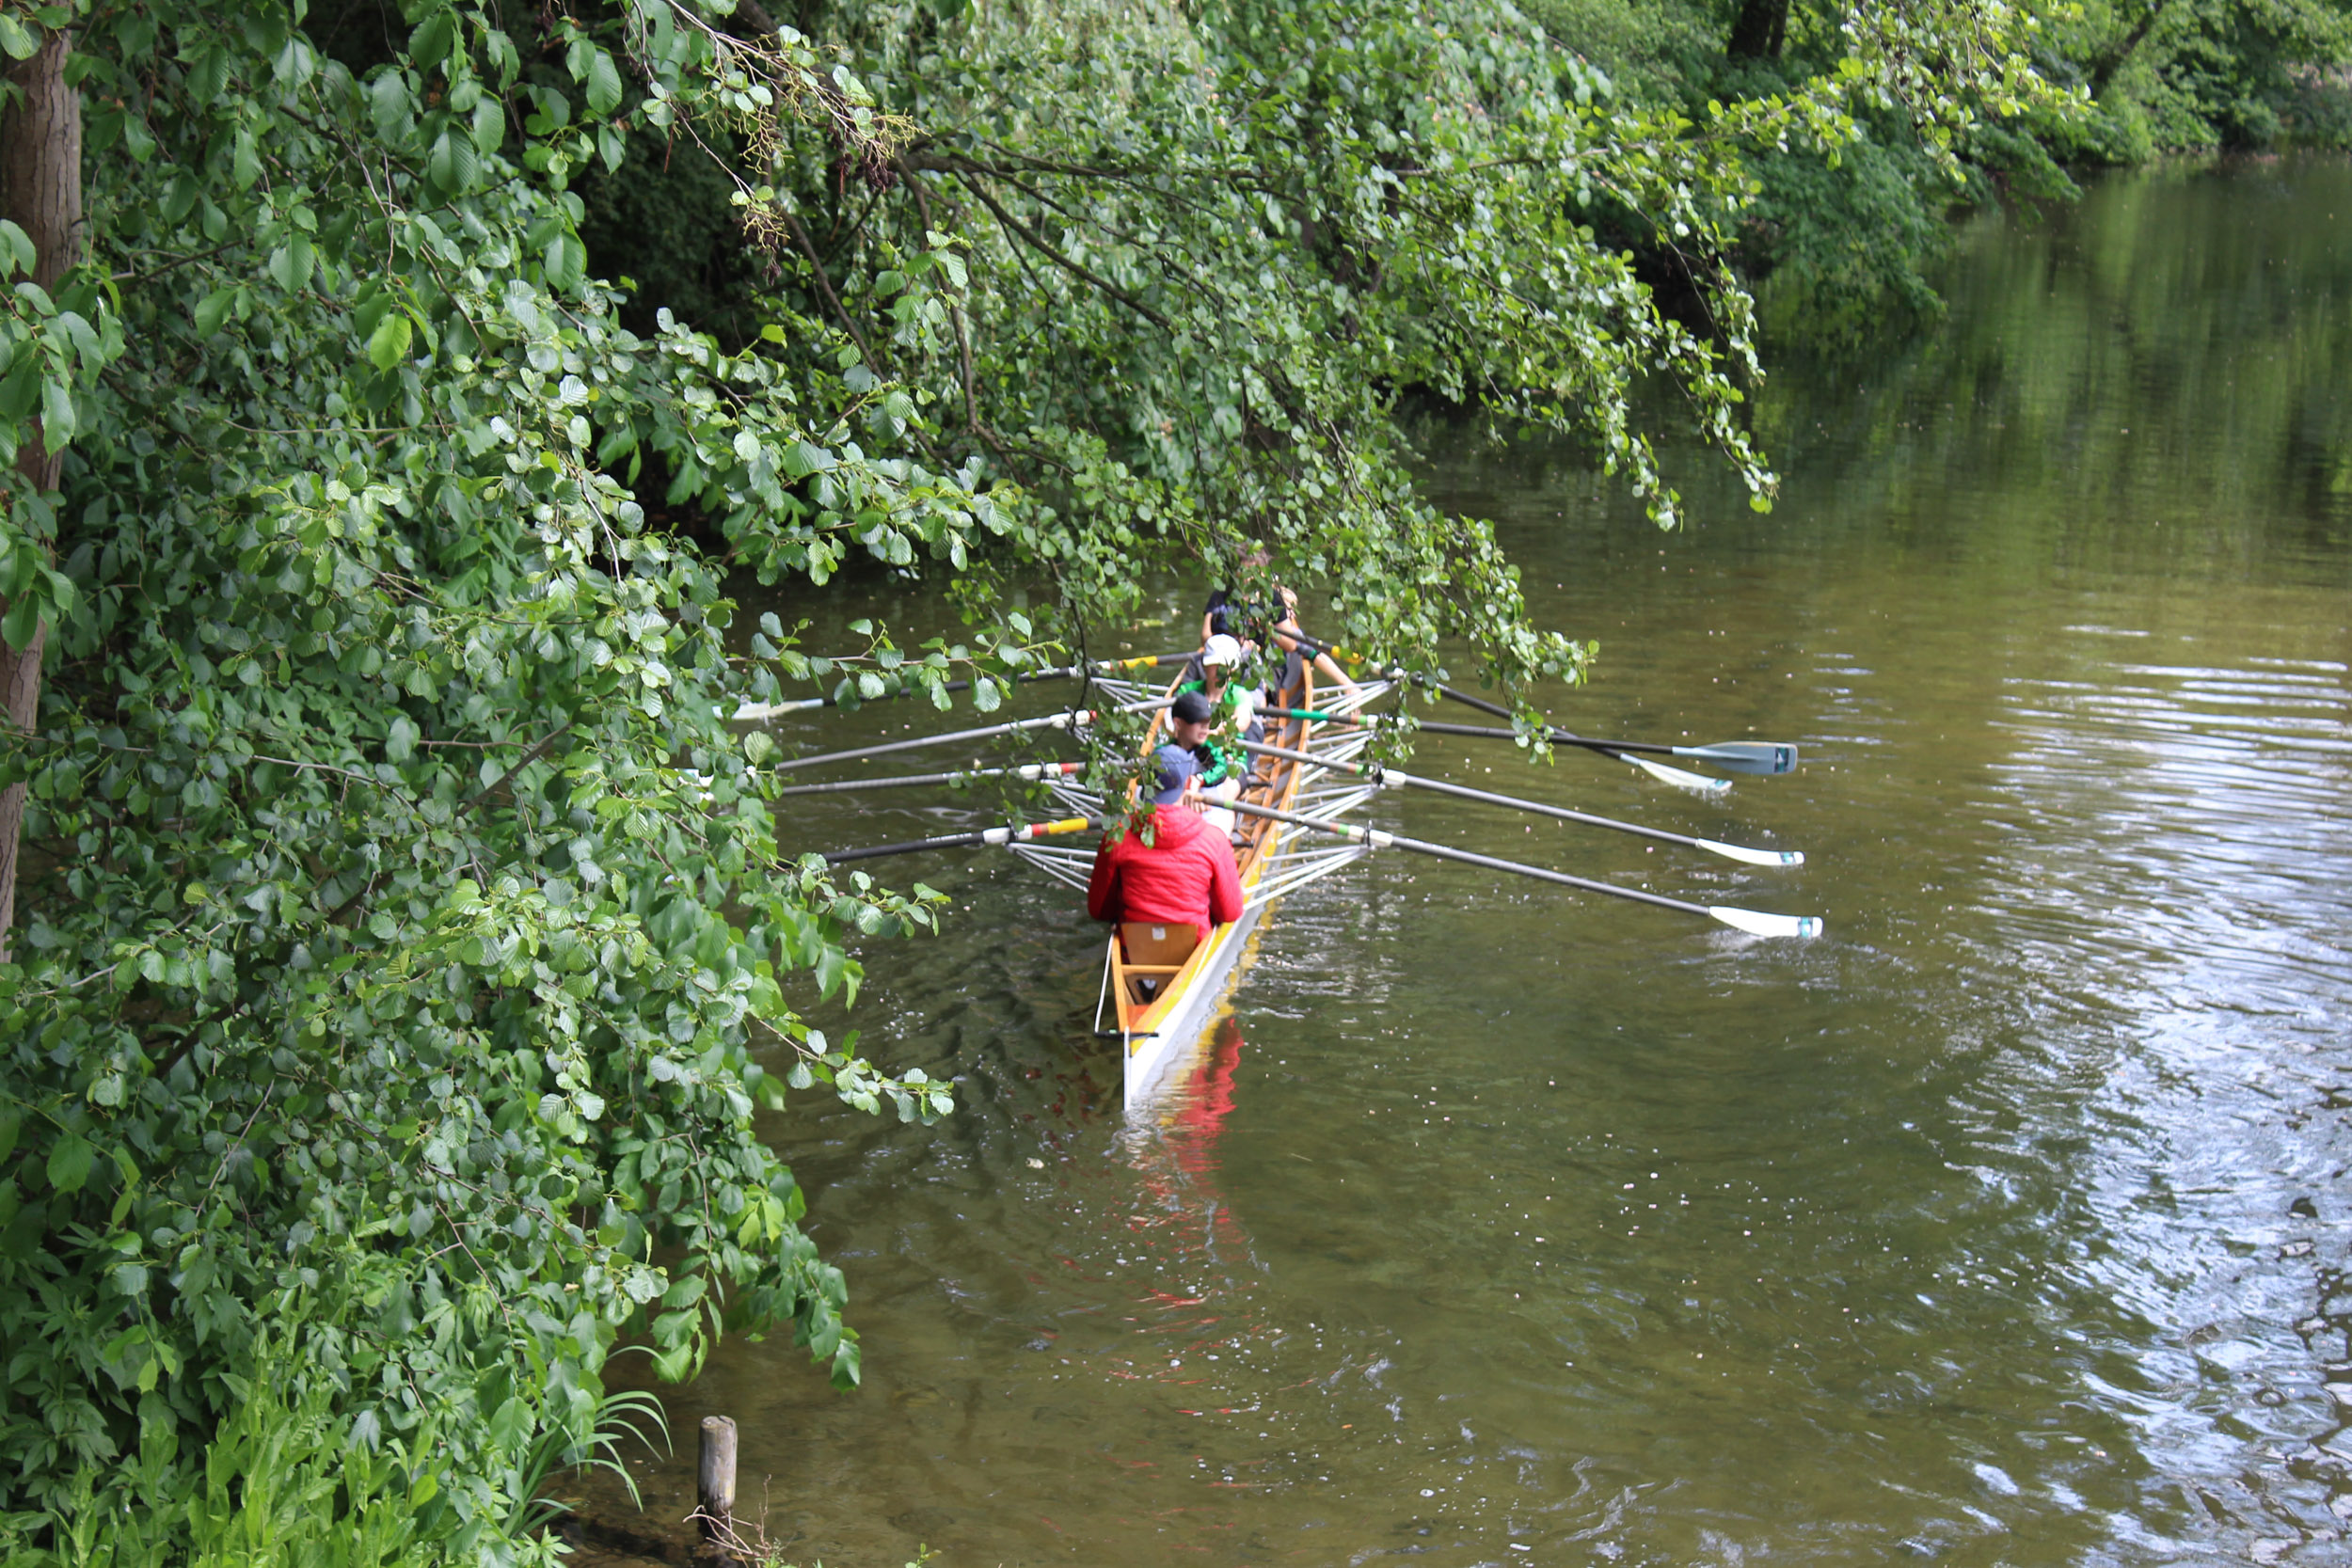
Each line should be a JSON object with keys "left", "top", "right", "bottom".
{"left": 0, "top": 0, "right": 1001, "bottom": 1554}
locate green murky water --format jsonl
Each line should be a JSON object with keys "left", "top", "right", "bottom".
{"left": 609, "top": 158, "right": 2352, "bottom": 1565}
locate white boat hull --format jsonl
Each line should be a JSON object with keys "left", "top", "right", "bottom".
{"left": 1118, "top": 860, "right": 1280, "bottom": 1110}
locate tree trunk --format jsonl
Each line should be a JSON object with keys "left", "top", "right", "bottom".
{"left": 2090, "top": 0, "right": 2172, "bottom": 97}
{"left": 0, "top": 29, "right": 81, "bottom": 963}
{"left": 1726, "top": 0, "right": 1789, "bottom": 60}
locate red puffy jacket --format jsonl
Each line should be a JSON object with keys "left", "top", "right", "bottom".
{"left": 1086, "top": 805, "right": 1243, "bottom": 939}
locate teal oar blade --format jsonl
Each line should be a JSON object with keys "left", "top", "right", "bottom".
{"left": 1225, "top": 800, "right": 1822, "bottom": 938}
{"left": 1667, "top": 741, "right": 1796, "bottom": 775}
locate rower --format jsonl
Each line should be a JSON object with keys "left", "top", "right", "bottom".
{"left": 1180, "top": 634, "right": 1261, "bottom": 740}
{"left": 1200, "top": 575, "right": 1360, "bottom": 701}
{"left": 1174, "top": 648, "right": 1254, "bottom": 834}
{"left": 1085, "top": 742, "right": 1243, "bottom": 942}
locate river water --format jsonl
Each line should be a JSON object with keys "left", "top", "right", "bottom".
{"left": 612, "top": 158, "right": 2352, "bottom": 1565}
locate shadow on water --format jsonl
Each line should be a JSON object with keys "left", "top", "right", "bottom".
{"left": 591, "top": 157, "right": 2352, "bottom": 1566}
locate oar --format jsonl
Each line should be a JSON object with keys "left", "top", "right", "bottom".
{"left": 736, "top": 664, "right": 1081, "bottom": 721}
{"left": 1238, "top": 740, "right": 1801, "bottom": 867}
{"left": 1094, "top": 652, "right": 1196, "bottom": 672}
{"left": 736, "top": 653, "right": 1193, "bottom": 721}
{"left": 1263, "top": 708, "right": 1734, "bottom": 796}
{"left": 1284, "top": 630, "right": 1375, "bottom": 669}
{"left": 776, "top": 761, "right": 1086, "bottom": 797}
{"left": 1409, "top": 721, "right": 1785, "bottom": 785}
{"left": 1225, "top": 800, "right": 1820, "bottom": 938}
{"left": 821, "top": 816, "right": 1102, "bottom": 864}
{"left": 1426, "top": 685, "right": 1796, "bottom": 775}
{"left": 775, "top": 708, "right": 1111, "bottom": 773}
{"left": 1268, "top": 636, "right": 1792, "bottom": 781}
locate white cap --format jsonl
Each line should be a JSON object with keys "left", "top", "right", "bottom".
{"left": 1201, "top": 633, "right": 1245, "bottom": 668}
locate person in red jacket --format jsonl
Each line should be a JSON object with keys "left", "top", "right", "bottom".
{"left": 1086, "top": 741, "right": 1244, "bottom": 941}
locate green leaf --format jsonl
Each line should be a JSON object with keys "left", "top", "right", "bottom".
{"left": 38, "top": 375, "right": 73, "bottom": 450}
{"left": 428, "top": 126, "right": 480, "bottom": 194}
{"left": 409, "top": 9, "right": 456, "bottom": 71}
{"left": 487, "top": 1395, "right": 531, "bottom": 1450}
{"left": 0, "top": 353, "right": 38, "bottom": 419}
{"left": 546, "top": 232, "right": 585, "bottom": 292}
{"left": 230, "top": 129, "right": 261, "bottom": 191}
{"left": 0, "top": 14, "right": 36, "bottom": 60}
{"left": 386, "top": 714, "right": 420, "bottom": 762}
{"left": 47, "top": 1132, "right": 93, "bottom": 1194}
{"left": 266, "top": 234, "right": 314, "bottom": 293}
{"left": 369, "top": 70, "right": 413, "bottom": 145}
{"left": 193, "top": 286, "right": 238, "bottom": 339}
{"left": 585, "top": 48, "right": 625, "bottom": 117}
{"left": 187, "top": 46, "right": 230, "bottom": 106}
{"left": 471, "top": 95, "right": 504, "bottom": 156}
{"left": 2, "top": 596, "right": 38, "bottom": 651}
{"left": 367, "top": 310, "right": 413, "bottom": 372}
{"left": 781, "top": 441, "right": 833, "bottom": 478}
{"left": 0, "top": 220, "right": 32, "bottom": 277}
{"left": 812, "top": 945, "right": 846, "bottom": 999}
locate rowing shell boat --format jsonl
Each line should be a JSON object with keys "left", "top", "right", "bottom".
{"left": 999, "top": 666, "right": 1393, "bottom": 1108}
{"left": 784, "top": 648, "right": 1813, "bottom": 1111}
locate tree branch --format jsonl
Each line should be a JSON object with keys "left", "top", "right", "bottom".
{"left": 955, "top": 174, "right": 1172, "bottom": 331}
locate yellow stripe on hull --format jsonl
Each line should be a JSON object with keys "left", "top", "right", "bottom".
{"left": 1108, "top": 673, "right": 1320, "bottom": 1110}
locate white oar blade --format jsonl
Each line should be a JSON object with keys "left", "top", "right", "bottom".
{"left": 731, "top": 696, "right": 827, "bottom": 720}
{"left": 1696, "top": 838, "right": 1804, "bottom": 868}
{"left": 1624, "top": 753, "right": 1732, "bottom": 795}
{"left": 1708, "top": 905, "right": 1822, "bottom": 940}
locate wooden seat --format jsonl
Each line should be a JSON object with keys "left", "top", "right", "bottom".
{"left": 1120, "top": 922, "right": 1200, "bottom": 966}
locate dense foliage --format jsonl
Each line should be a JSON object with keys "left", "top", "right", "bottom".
{"left": 0, "top": 0, "right": 2332, "bottom": 1561}
{"left": 1515, "top": 1, "right": 2352, "bottom": 334}
{"left": 0, "top": 2, "right": 1006, "bottom": 1559}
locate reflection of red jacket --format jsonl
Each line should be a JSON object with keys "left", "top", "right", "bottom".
{"left": 1087, "top": 806, "right": 1243, "bottom": 939}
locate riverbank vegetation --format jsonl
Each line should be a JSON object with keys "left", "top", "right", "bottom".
{"left": 0, "top": 0, "right": 2339, "bottom": 1560}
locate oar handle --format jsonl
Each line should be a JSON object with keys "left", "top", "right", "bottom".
{"left": 821, "top": 815, "right": 1100, "bottom": 863}
{"left": 1284, "top": 630, "right": 1374, "bottom": 667}
{"left": 1265, "top": 706, "right": 1369, "bottom": 723}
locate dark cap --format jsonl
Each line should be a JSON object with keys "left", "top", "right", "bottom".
{"left": 1169, "top": 689, "right": 1215, "bottom": 724}
{"left": 1149, "top": 744, "right": 1198, "bottom": 804}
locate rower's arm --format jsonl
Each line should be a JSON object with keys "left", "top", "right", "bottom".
{"left": 1086, "top": 841, "right": 1122, "bottom": 922}
{"left": 1275, "top": 616, "right": 1356, "bottom": 689}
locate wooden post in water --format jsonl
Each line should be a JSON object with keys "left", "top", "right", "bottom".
{"left": 697, "top": 1415, "right": 738, "bottom": 1560}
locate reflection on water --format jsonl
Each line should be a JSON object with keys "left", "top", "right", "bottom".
{"left": 604, "top": 158, "right": 2352, "bottom": 1565}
